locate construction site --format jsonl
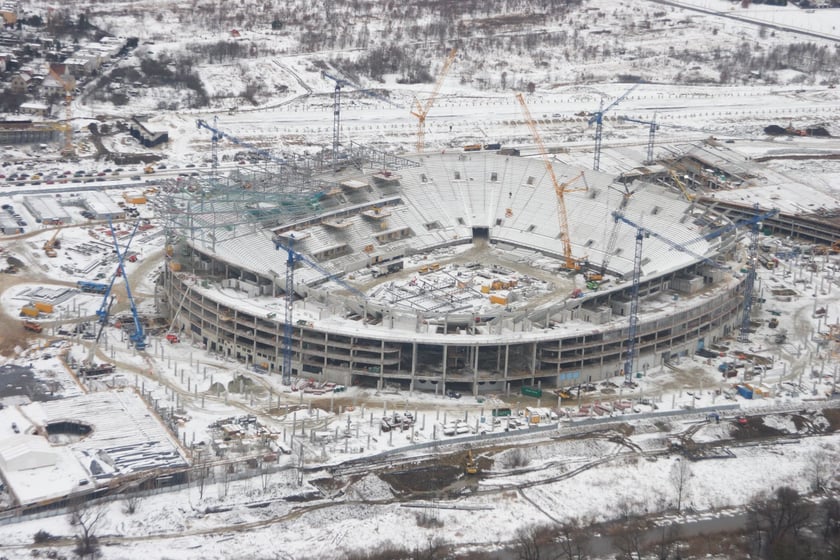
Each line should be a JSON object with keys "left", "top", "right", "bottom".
{"left": 0, "top": 34, "right": 840, "bottom": 560}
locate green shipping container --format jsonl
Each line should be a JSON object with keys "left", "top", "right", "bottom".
{"left": 492, "top": 408, "right": 512, "bottom": 417}
{"left": 521, "top": 386, "right": 542, "bottom": 398}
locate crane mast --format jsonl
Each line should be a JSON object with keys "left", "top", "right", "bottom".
{"left": 516, "top": 93, "right": 587, "bottom": 271}
{"left": 410, "top": 47, "right": 457, "bottom": 153}
{"left": 273, "top": 234, "right": 366, "bottom": 385}
{"left": 48, "top": 67, "right": 75, "bottom": 157}
{"left": 588, "top": 83, "right": 640, "bottom": 171}
{"left": 618, "top": 115, "right": 658, "bottom": 165}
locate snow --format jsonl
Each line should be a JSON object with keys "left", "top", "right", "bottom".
{"left": 2, "top": 0, "right": 840, "bottom": 557}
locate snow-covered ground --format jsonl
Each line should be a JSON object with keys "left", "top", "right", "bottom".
{"left": 2, "top": 0, "right": 840, "bottom": 557}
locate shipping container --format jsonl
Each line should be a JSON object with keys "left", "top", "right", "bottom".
{"left": 20, "top": 305, "right": 39, "bottom": 318}
{"left": 491, "top": 407, "right": 512, "bottom": 417}
{"left": 33, "top": 301, "right": 53, "bottom": 314}
{"left": 521, "top": 386, "right": 542, "bottom": 398}
{"left": 736, "top": 385, "right": 753, "bottom": 399}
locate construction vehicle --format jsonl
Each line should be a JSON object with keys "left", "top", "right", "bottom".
{"left": 410, "top": 47, "right": 457, "bottom": 153}
{"left": 43, "top": 229, "right": 61, "bottom": 258}
{"left": 144, "top": 165, "right": 155, "bottom": 174}
{"left": 165, "top": 333, "right": 180, "bottom": 344}
{"left": 465, "top": 449, "right": 478, "bottom": 475}
{"left": 517, "top": 92, "right": 588, "bottom": 272}
{"left": 22, "top": 320, "right": 42, "bottom": 333}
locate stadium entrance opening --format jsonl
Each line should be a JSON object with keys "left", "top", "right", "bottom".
{"left": 472, "top": 227, "right": 489, "bottom": 241}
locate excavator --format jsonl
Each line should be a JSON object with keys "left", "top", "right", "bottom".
{"left": 465, "top": 449, "right": 478, "bottom": 475}
{"left": 43, "top": 229, "right": 61, "bottom": 257}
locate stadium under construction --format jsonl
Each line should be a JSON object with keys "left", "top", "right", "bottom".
{"left": 156, "top": 144, "right": 797, "bottom": 396}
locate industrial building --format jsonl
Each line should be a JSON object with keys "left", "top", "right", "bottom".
{"left": 159, "top": 151, "right": 750, "bottom": 395}
{"left": 23, "top": 195, "right": 72, "bottom": 225}
{"left": 0, "top": 390, "right": 188, "bottom": 508}
{"left": 82, "top": 190, "right": 125, "bottom": 221}
{"left": 129, "top": 116, "right": 169, "bottom": 148}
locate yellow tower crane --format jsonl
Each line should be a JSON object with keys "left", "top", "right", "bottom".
{"left": 516, "top": 93, "right": 588, "bottom": 271}
{"left": 410, "top": 47, "right": 457, "bottom": 153}
{"left": 47, "top": 67, "right": 75, "bottom": 157}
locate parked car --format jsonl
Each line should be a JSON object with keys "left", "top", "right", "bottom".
{"left": 446, "top": 390, "right": 461, "bottom": 399}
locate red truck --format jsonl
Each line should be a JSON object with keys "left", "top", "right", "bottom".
{"left": 22, "top": 320, "right": 43, "bottom": 333}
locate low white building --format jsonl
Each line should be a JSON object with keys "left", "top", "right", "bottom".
{"left": 18, "top": 102, "right": 49, "bottom": 117}
{"left": 0, "top": 435, "right": 58, "bottom": 472}
{"left": 82, "top": 191, "right": 125, "bottom": 220}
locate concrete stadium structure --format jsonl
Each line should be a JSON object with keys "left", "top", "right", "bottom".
{"left": 158, "top": 152, "right": 746, "bottom": 394}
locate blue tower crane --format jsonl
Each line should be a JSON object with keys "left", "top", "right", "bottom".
{"left": 96, "top": 219, "right": 141, "bottom": 324}
{"left": 738, "top": 205, "right": 777, "bottom": 342}
{"left": 679, "top": 208, "right": 779, "bottom": 250}
{"left": 612, "top": 211, "right": 725, "bottom": 270}
{"left": 588, "top": 83, "right": 640, "bottom": 172}
{"left": 107, "top": 218, "right": 146, "bottom": 351}
{"left": 272, "top": 233, "right": 366, "bottom": 385}
{"left": 611, "top": 211, "right": 725, "bottom": 383}
{"left": 618, "top": 115, "right": 658, "bottom": 165}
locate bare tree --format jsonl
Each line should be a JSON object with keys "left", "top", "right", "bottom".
{"left": 651, "top": 523, "right": 680, "bottom": 560}
{"left": 410, "top": 534, "right": 447, "bottom": 560}
{"left": 69, "top": 500, "right": 106, "bottom": 558}
{"left": 747, "top": 486, "right": 811, "bottom": 559}
{"left": 122, "top": 493, "right": 141, "bottom": 515}
{"left": 808, "top": 450, "right": 835, "bottom": 494}
{"left": 191, "top": 451, "right": 211, "bottom": 500}
{"left": 670, "top": 457, "right": 692, "bottom": 513}
{"left": 555, "top": 518, "right": 589, "bottom": 560}
{"left": 514, "top": 525, "right": 542, "bottom": 560}
{"left": 611, "top": 518, "right": 647, "bottom": 560}
{"left": 218, "top": 463, "right": 233, "bottom": 499}
{"left": 514, "top": 524, "right": 556, "bottom": 560}
{"left": 259, "top": 458, "right": 273, "bottom": 494}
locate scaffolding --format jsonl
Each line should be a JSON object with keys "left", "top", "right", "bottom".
{"left": 159, "top": 145, "right": 411, "bottom": 254}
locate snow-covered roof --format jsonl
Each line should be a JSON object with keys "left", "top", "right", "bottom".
{"left": 82, "top": 191, "right": 124, "bottom": 217}
{"left": 24, "top": 390, "right": 189, "bottom": 478}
